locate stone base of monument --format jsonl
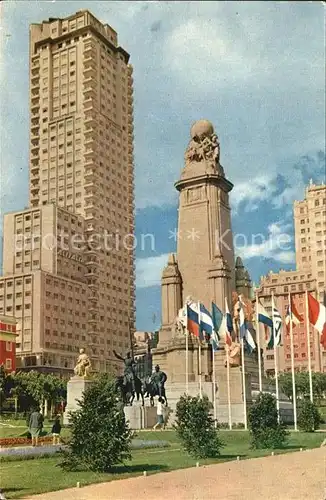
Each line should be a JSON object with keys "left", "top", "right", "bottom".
{"left": 63, "top": 376, "right": 94, "bottom": 426}
{"left": 124, "top": 405, "right": 158, "bottom": 429}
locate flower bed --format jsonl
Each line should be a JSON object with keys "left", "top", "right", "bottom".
{"left": 0, "top": 436, "right": 53, "bottom": 448}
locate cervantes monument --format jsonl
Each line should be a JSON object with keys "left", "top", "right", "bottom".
{"left": 152, "top": 119, "right": 261, "bottom": 424}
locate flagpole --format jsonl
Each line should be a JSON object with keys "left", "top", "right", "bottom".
{"left": 305, "top": 291, "right": 313, "bottom": 403}
{"left": 185, "top": 328, "right": 189, "bottom": 395}
{"left": 185, "top": 305, "right": 189, "bottom": 395}
{"left": 289, "top": 293, "right": 297, "bottom": 431}
{"left": 212, "top": 350, "right": 217, "bottom": 427}
{"left": 255, "top": 292, "right": 262, "bottom": 392}
{"left": 272, "top": 291, "right": 280, "bottom": 422}
{"left": 198, "top": 301, "right": 202, "bottom": 399}
{"left": 241, "top": 337, "right": 247, "bottom": 430}
{"left": 226, "top": 344, "right": 232, "bottom": 430}
{"left": 198, "top": 339, "right": 202, "bottom": 398}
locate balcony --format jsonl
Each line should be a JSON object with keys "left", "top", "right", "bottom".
{"left": 88, "top": 316, "right": 98, "bottom": 324}
{"left": 30, "top": 164, "right": 39, "bottom": 174}
{"left": 31, "top": 78, "right": 39, "bottom": 89}
{"left": 85, "top": 258, "right": 99, "bottom": 266}
{"left": 83, "top": 65, "right": 96, "bottom": 78}
{"left": 31, "top": 170, "right": 39, "bottom": 181}
{"left": 87, "top": 281, "right": 99, "bottom": 289}
{"left": 84, "top": 115, "right": 96, "bottom": 126}
{"left": 83, "top": 86, "right": 97, "bottom": 98}
{"left": 30, "top": 185, "right": 39, "bottom": 195}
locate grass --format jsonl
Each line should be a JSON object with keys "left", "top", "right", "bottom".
{"left": 0, "top": 429, "right": 324, "bottom": 499}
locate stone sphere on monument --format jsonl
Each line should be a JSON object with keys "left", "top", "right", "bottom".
{"left": 190, "top": 119, "right": 214, "bottom": 139}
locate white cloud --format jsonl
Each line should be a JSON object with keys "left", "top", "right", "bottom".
{"left": 136, "top": 253, "right": 169, "bottom": 289}
{"left": 230, "top": 175, "right": 278, "bottom": 214}
{"left": 235, "top": 221, "right": 295, "bottom": 264}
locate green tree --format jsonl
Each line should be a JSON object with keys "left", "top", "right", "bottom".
{"left": 279, "top": 372, "right": 326, "bottom": 403}
{"left": 174, "top": 395, "right": 223, "bottom": 459}
{"left": 60, "top": 374, "right": 132, "bottom": 472}
{"left": 248, "top": 393, "right": 288, "bottom": 449}
{"left": 297, "top": 400, "right": 321, "bottom": 432}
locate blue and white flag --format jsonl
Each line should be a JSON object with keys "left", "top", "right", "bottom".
{"left": 257, "top": 301, "right": 274, "bottom": 349}
{"left": 272, "top": 296, "right": 282, "bottom": 347}
{"left": 200, "top": 303, "right": 219, "bottom": 350}
{"left": 239, "top": 296, "right": 256, "bottom": 352}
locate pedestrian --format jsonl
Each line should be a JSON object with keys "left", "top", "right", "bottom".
{"left": 153, "top": 397, "right": 165, "bottom": 430}
{"left": 29, "top": 406, "right": 44, "bottom": 447}
{"left": 51, "top": 414, "right": 62, "bottom": 445}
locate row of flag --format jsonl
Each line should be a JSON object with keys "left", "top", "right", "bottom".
{"left": 186, "top": 296, "right": 255, "bottom": 353}
{"left": 185, "top": 292, "right": 326, "bottom": 353}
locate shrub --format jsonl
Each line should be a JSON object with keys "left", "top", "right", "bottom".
{"left": 297, "top": 400, "right": 321, "bottom": 432}
{"left": 60, "top": 374, "right": 132, "bottom": 472}
{"left": 174, "top": 394, "right": 223, "bottom": 459}
{"left": 248, "top": 393, "right": 288, "bottom": 449}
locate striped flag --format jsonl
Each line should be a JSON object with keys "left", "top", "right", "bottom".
{"left": 186, "top": 303, "right": 200, "bottom": 338}
{"left": 200, "top": 303, "right": 219, "bottom": 349}
{"left": 285, "top": 295, "right": 303, "bottom": 333}
{"left": 272, "top": 295, "right": 282, "bottom": 347}
{"left": 307, "top": 293, "right": 326, "bottom": 348}
{"left": 239, "top": 295, "right": 256, "bottom": 352}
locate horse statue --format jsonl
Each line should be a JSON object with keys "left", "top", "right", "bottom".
{"left": 115, "top": 374, "right": 144, "bottom": 406}
{"left": 142, "top": 365, "right": 168, "bottom": 407}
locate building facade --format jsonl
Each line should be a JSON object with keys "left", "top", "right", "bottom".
{"left": 0, "top": 10, "right": 135, "bottom": 374}
{"left": 257, "top": 182, "right": 326, "bottom": 374}
{"left": 294, "top": 182, "right": 326, "bottom": 302}
{"left": 0, "top": 315, "right": 18, "bottom": 373}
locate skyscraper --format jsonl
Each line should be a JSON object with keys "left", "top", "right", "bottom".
{"left": 257, "top": 181, "right": 326, "bottom": 374}
{"left": 0, "top": 10, "right": 135, "bottom": 374}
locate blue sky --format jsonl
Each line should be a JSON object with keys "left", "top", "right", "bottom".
{"left": 0, "top": 1, "right": 325, "bottom": 331}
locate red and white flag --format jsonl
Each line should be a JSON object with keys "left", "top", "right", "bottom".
{"left": 307, "top": 293, "right": 326, "bottom": 349}
{"left": 285, "top": 295, "right": 303, "bottom": 333}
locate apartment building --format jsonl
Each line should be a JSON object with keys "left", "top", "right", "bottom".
{"left": 257, "top": 182, "right": 326, "bottom": 374}
{"left": 0, "top": 10, "right": 135, "bottom": 375}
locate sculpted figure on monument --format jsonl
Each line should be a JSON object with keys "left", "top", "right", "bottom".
{"left": 74, "top": 348, "right": 91, "bottom": 377}
{"left": 150, "top": 365, "right": 167, "bottom": 399}
{"left": 185, "top": 120, "right": 221, "bottom": 166}
{"left": 113, "top": 350, "right": 136, "bottom": 393}
{"left": 224, "top": 342, "right": 241, "bottom": 368}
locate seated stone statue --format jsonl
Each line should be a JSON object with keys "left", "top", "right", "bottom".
{"left": 224, "top": 342, "right": 241, "bottom": 368}
{"left": 74, "top": 348, "right": 91, "bottom": 377}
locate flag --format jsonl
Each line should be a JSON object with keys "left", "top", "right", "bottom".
{"left": 239, "top": 295, "right": 256, "bottom": 352}
{"left": 199, "top": 304, "right": 218, "bottom": 351}
{"left": 285, "top": 295, "right": 303, "bottom": 333}
{"left": 272, "top": 296, "right": 282, "bottom": 347}
{"left": 218, "top": 299, "right": 233, "bottom": 346}
{"left": 307, "top": 293, "right": 326, "bottom": 348}
{"left": 225, "top": 298, "right": 233, "bottom": 344}
{"left": 218, "top": 314, "right": 232, "bottom": 347}
{"left": 212, "top": 302, "right": 223, "bottom": 334}
{"left": 257, "top": 301, "right": 273, "bottom": 348}
{"left": 186, "top": 303, "right": 200, "bottom": 338}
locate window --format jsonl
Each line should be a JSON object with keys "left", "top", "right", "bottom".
{"left": 6, "top": 359, "right": 12, "bottom": 370}
{"left": 6, "top": 342, "right": 12, "bottom": 352}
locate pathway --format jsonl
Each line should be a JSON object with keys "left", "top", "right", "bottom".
{"left": 25, "top": 447, "right": 326, "bottom": 500}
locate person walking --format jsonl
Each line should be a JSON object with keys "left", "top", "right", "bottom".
{"left": 153, "top": 397, "right": 165, "bottom": 430}
{"left": 51, "top": 414, "right": 62, "bottom": 445}
{"left": 29, "top": 406, "right": 44, "bottom": 447}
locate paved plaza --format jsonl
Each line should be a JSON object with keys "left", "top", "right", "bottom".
{"left": 25, "top": 447, "right": 325, "bottom": 500}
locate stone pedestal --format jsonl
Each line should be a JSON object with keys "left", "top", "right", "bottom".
{"left": 63, "top": 376, "right": 94, "bottom": 425}
{"left": 124, "top": 405, "right": 157, "bottom": 429}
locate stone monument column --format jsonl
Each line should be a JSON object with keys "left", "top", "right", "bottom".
{"left": 175, "top": 119, "right": 235, "bottom": 312}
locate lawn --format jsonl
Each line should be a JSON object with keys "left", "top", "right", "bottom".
{"left": 0, "top": 430, "right": 324, "bottom": 499}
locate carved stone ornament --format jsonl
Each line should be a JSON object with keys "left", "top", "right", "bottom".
{"left": 185, "top": 120, "right": 221, "bottom": 167}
